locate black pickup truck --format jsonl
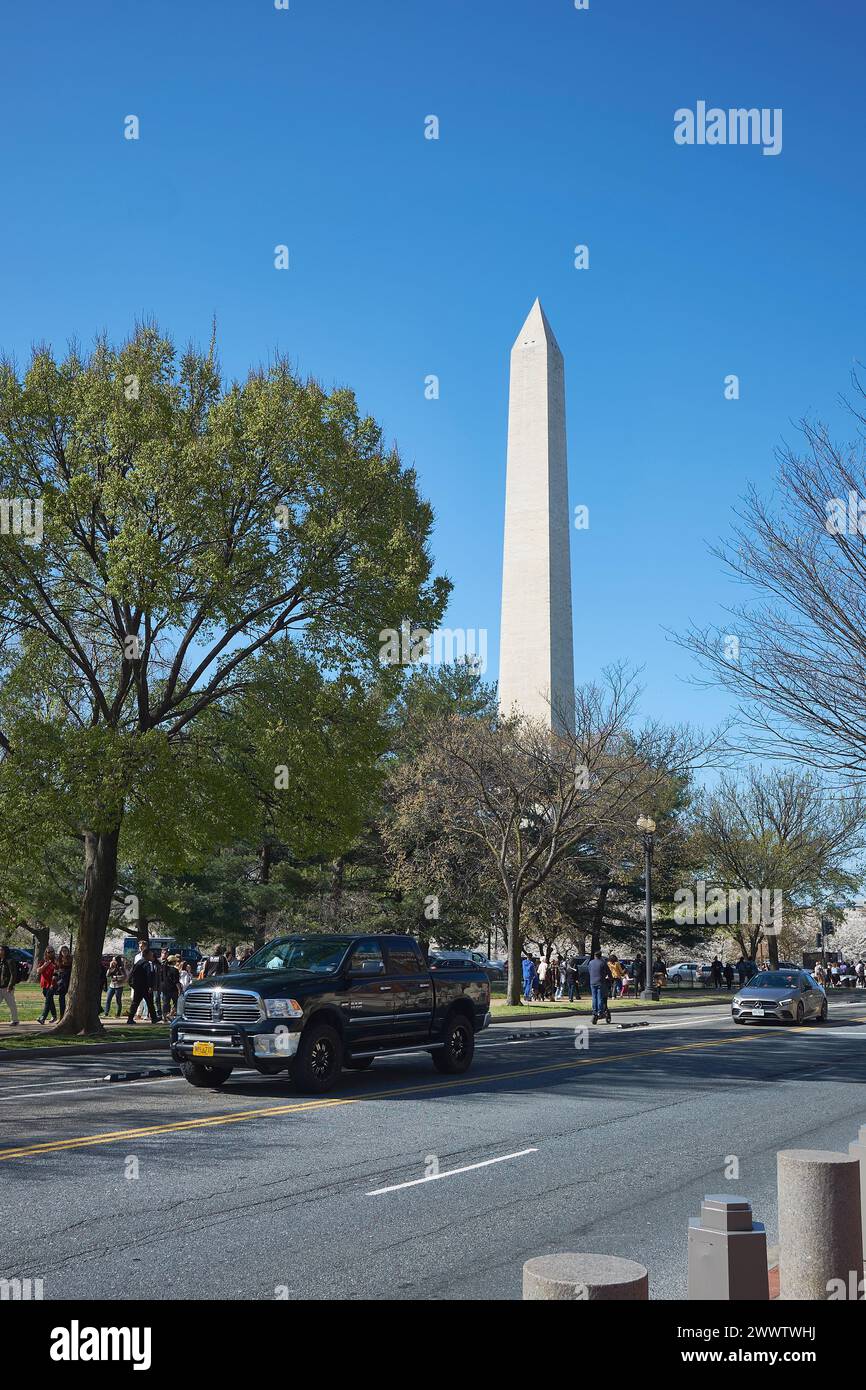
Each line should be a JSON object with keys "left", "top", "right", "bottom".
{"left": 171, "top": 934, "right": 491, "bottom": 1094}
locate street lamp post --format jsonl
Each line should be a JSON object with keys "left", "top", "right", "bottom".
{"left": 637, "top": 814, "right": 657, "bottom": 1001}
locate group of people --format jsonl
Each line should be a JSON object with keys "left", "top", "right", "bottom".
{"left": 0, "top": 939, "right": 258, "bottom": 1029}
{"left": 119, "top": 942, "right": 254, "bottom": 1023}
{"left": 521, "top": 950, "right": 656, "bottom": 1007}
{"left": 34, "top": 945, "right": 74, "bottom": 1024}
{"left": 812, "top": 960, "right": 866, "bottom": 989}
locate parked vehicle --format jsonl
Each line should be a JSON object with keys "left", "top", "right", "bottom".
{"left": 430, "top": 949, "right": 506, "bottom": 982}
{"left": 171, "top": 933, "right": 491, "bottom": 1093}
{"left": 6, "top": 947, "right": 33, "bottom": 982}
{"left": 732, "top": 970, "right": 827, "bottom": 1025}
{"left": 666, "top": 962, "right": 702, "bottom": 986}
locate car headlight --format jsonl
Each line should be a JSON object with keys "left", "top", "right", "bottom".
{"left": 779, "top": 998, "right": 794, "bottom": 1007}
{"left": 732, "top": 996, "right": 741, "bottom": 1006}
{"left": 264, "top": 998, "right": 303, "bottom": 1019}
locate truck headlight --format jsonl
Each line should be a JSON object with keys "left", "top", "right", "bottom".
{"left": 175, "top": 995, "right": 185, "bottom": 1019}
{"left": 264, "top": 998, "right": 303, "bottom": 1019}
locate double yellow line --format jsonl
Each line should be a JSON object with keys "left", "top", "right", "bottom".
{"left": 2, "top": 1019, "right": 861, "bottom": 1164}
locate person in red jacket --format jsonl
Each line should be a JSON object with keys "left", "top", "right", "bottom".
{"left": 37, "top": 947, "right": 58, "bottom": 1023}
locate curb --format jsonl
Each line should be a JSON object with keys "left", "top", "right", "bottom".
{"left": 0, "top": 1037, "right": 171, "bottom": 1063}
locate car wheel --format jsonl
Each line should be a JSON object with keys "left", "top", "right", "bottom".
{"left": 344, "top": 1056, "right": 374, "bottom": 1071}
{"left": 179, "top": 1060, "right": 233, "bottom": 1088}
{"left": 816, "top": 1000, "right": 828, "bottom": 1023}
{"left": 432, "top": 1014, "right": 475, "bottom": 1074}
{"left": 793, "top": 1001, "right": 804, "bottom": 1025}
{"left": 290, "top": 1022, "right": 343, "bottom": 1094}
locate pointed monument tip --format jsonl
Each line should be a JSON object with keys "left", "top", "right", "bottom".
{"left": 513, "top": 297, "right": 561, "bottom": 353}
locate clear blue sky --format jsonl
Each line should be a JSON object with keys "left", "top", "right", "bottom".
{"left": 2, "top": 0, "right": 864, "bottom": 734}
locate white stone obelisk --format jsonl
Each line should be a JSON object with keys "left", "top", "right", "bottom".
{"left": 499, "top": 299, "right": 575, "bottom": 734}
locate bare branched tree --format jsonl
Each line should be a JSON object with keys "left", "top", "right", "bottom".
{"left": 684, "top": 378, "right": 866, "bottom": 782}
{"left": 386, "top": 666, "right": 717, "bottom": 1003}
{"left": 695, "top": 768, "right": 866, "bottom": 966}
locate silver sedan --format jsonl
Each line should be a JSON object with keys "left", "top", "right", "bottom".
{"left": 732, "top": 970, "right": 827, "bottom": 1026}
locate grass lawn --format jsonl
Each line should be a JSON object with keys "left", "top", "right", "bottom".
{"left": 0, "top": 1024, "right": 169, "bottom": 1049}
{"left": 0, "top": 982, "right": 169, "bottom": 1048}
{"left": 490, "top": 991, "right": 734, "bottom": 1025}
{"left": 8, "top": 983, "right": 51, "bottom": 1022}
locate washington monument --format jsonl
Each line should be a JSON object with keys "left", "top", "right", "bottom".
{"left": 499, "top": 299, "right": 575, "bottom": 734}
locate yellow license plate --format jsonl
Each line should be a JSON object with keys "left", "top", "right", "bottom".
{"left": 192, "top": 1041, "right": 215, "bottom": 1057}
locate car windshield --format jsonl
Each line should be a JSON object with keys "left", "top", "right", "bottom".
{"left": 242, "top": 936, "right": 350, "bottom": 974}
{"left": 750, "top": 971, "right": 801, "bottom": 989}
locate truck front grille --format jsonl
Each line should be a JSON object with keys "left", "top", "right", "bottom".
{"left": 183, "top": 988, "right": 263, "bottom": 1023}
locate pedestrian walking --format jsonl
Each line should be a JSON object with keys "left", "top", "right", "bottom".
{"left": 633, "top": 952, "right": 645, "bottom": 993}
{"left": 160, "top": 952, "right": 180, "bottom": 1020}
{"left": 608, "top": 955, "right": 624, "bottom": 998}
{"left": 55, "top": 946, "right": 73, "bottom": 1017}
{"left": 37, "top": 947, "right": 58, "bottom": 1023}
{"left": 203, "top": 945, "right": 230, "bottom": 979}
{"left": 588, "top": 950, "right": 612, "bottom": 1024}
{"left": 521, "top": 954, "right": 534, "bottom": 1002}
{"left": 537, "top": 956, "right": 549, "bottom": 1000}
{"left": 0, "top": 945, "right": 20, "bottom": 1024}
{"left": 723, "top": 961, "right": 734, "bottom": 990}
{"left": 126, "top": 949, "right": 158, "bottom": 1023}
{"left": 565, "top": 955, "right": 581, "bottom": 1003}
{"left": 104, "top": 956, "right": 127, "bottom": 1017}
{"left": 710, "top": 956, "right": 723, "bottom": 990}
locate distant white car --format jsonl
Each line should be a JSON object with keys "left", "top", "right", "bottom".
{"left": 667, "top": 962, "right": 702, "bottom": 986}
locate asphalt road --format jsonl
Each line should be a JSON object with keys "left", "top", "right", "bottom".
{"left": 2, "top": 1000, "right": 866, "bottom": 1301}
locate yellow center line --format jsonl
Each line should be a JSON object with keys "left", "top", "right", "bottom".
{"left": 3, "top": 1017, "right": 864, "bottom": 1163}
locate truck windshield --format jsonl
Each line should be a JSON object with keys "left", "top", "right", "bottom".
{"left": 243, "top": 937, "right": 350, "bottom": 974}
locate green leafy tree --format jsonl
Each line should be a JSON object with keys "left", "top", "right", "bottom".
{"left": 0, "top": 325, "right": 448, "bottom": 1031}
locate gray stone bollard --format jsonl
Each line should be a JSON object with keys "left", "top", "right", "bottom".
{"left": 687, "top": 1195, "right": 769, "bottom": 1300}
{"left": 522, "top": 1253, "right": 648, "bottom": 1301}
{"left": 777, "top": 1149, "right": 863, "bottom": 1300}
{"left": 849, "top": 1125, "right": 866, "bottom": 1275}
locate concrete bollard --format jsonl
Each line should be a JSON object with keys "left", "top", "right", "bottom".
{"left": 687, "top": 1195, "right": 768, "bottom": 1300}
{"left": 849, "top": 1125, "right": 866, "bottom": 1274}
{"left": 522, "top": 1253, "right": 648, "bottom": 1301}
{"left": 777, "top": 1149, "right": 863, "bottom": 1300}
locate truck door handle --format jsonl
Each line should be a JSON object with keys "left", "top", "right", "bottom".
{"left": 379, "top": 985, "right": 392, "bottom": 992}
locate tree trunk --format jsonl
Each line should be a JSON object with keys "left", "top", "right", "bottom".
{"left": 21, "top": 922, "right": 50, "bottom": 981}
{"left": 766, "top": 929, "right": 780, "bottom": 970}
{"left": 253, "top": 841, "right": 272, "bottom": 949}
{"left": 52, "top": 827, "right": 120, "bottom": 1036}
{"left": 590, "top": 883, "right": 609, "bottom": 956}
{"left": 328, "top": 856, "right": 344, "bottom": 926}
{"left": 506, "top": 896, "right": 523, "bottom": 1005}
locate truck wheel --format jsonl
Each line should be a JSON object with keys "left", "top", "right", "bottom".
{"left": 179, "top": 1059, "right": 233, "bottom": 1088}
{"left": 344, "top": 1057, "right": 373, "bottom": 1071}
{"left": 291, "top": 1022, "right": 343, "bottom": 1094}
{"left": 433, "top": 1015, "right": 475, "bottom": 1074}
